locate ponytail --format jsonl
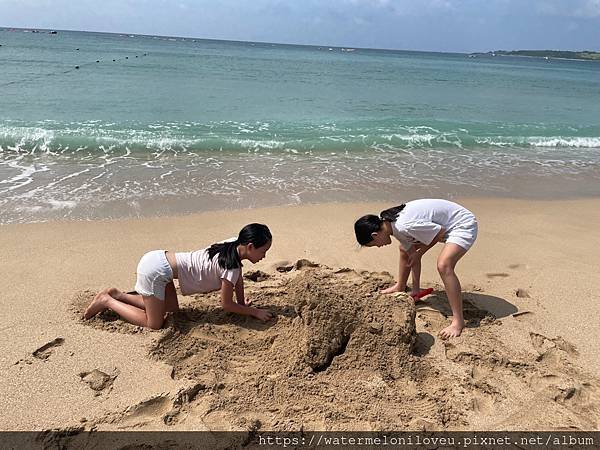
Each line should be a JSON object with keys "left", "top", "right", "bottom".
{"left": 207, "top": 223, "right": 272, "bottom": 269}
{"left": 207, "top": 240, "right": 241, "bottom": 270}
{"left": 354, "top": 204, "right": 405, "bottom": 246}
{"left": 379, "top": 204, "right": 406, "bottom": 222}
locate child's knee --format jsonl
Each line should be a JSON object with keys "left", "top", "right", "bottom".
{"left": 437, "top": 260, "right": 454, "bottom": 276}
{"left": 147, "top": 316, "right": 165, "bottom": 330}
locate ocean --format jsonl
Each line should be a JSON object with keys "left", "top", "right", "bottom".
{"left": 1, "top": 28, "right": 600, "bottom": 223}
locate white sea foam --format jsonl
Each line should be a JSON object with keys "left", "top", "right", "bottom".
{"left": 225, "top": 138, "right": 286, "bottom": 150}
{"left": 47, "top": 199, "right": 78, "bottom": 210}
{"left": 0, "top": 126, "right": 55, "bottom": 154}
{"left": 528, "top": 137, "right": 600, "bottom": 148}
{"left": 381, "top": 133, "right": 439, "bottom": 146}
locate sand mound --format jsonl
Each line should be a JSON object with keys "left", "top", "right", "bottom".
{"left": 72, "top": 262, "right": 600, "bottom": 432}
{"left": 286, "top": 270, "right": 415, "bottom": 377}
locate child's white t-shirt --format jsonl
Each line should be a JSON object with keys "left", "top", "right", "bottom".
{"left": 175, "top": 246, "right": 240, "bottom": 296}
{"left": 391, "top": 199, "right": 476, "bottom": 250}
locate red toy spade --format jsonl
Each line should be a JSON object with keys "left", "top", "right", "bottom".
{"left": 412, "top": 287, "right": 434, "bottom": 299}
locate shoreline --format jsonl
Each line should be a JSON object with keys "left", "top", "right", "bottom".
{"left": 4, "top": 182, "right": 600, "bottom": 225}
{"left": 2, "top": 197, "right": 600, "bottom": 430}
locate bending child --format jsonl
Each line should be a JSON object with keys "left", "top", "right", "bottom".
{"left": 354, "top": 199, "right": 478, "bottom": 338}
{"left": 84, "top": 223, "right": 274, "bottom": 329}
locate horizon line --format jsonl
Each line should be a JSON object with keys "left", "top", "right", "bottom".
{"left": 0, "top": 25, "right": 463, "bottom": 54}
{"left": 4, "top": 25, "right": 596, "bottom": 55}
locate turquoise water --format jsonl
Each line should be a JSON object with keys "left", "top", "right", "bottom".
{"left": 1, "top": 28, "right": 600, "bottom": 223}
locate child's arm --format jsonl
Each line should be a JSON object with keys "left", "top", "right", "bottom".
{"left": 234, "top": 271, "right": 248, "bottom": 305}
{"left": 407, "top": 227, "right": 446, "bottom": 266}
{"left": 220, "top": 279, "right": 272, "bottom": 321}
{"left": 419, "top": 226, "right": 446, "bottom": 252}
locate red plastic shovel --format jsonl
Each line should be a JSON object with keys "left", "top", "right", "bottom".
{"left": 412, "top": 287, "right": 434, "bottom": 299}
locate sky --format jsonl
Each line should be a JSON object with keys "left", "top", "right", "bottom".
{"left": 1, "top": 0, "right": 599, "bottom": 52}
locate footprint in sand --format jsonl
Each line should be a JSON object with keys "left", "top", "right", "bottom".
{"left": 552, "top": 383, "right": 594, "bottom": 405}
{"left": 94, "top": 383, "right": 207, "bottom": 428}
{"left": 469, "top": 366, "right": 502, "bottom": 408}
{"left": 110, "top": 394, "right": 174, "bottom": 428}
{"left": 15, "top": 337, "right": 65, "bottom": 365}
{"left": 530, "top": 373, "right": 594, "bottom": 407}
{"left": 530, "top": 332, "right": 556, "bottom": 354}
{"left": 485, "top": 272, "right": 510, "bottom": 278}
{"left": 552, "top": 336, "right": 579, "bottom": 356}
{"left": 79, "top": 368, "right": 120, "bottom": 396}
{"left": 33, "top": 337, "right": 65, "bottom": 360}
{"left": 530, "top": 332, "right": 579, "bottom": 366}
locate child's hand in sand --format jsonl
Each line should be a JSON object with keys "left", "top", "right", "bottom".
{"left": 253, "top": 309, "right": 273, "bottom": 322}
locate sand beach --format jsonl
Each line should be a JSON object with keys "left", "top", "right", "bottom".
{"left": 1, "top": 197, "right": 600, "bottom": 436}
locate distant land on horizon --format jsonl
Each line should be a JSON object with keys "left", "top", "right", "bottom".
{"left": 471, "top": 50, "right": 600, "bottom": 61}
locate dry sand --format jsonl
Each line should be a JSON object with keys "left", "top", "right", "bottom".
{"left": 1, "top": 198, "right": 600, "bottom": 433}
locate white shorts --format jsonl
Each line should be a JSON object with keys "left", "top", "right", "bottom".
{"left": 134, "top": 250, "right": 174, "bottom": 301}
{"left": 445, "top": 219, "right": 478, "bottom": 251}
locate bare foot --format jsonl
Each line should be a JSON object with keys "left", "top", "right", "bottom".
{"left": 107, "top": 288, "right": 125, "bottom": 301}
{"left": 92, "top": 287, "right": 109, "bottom": 302}
{"left": 83, "top": 293, "right": 110, "bottom": 319}
{"left": 438, "top": 321, "right": 465, "bottom": 339}
{"left": 381, "top": 284, "right": 406, "bottom": 294}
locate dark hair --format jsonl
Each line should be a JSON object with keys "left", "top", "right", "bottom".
{"left": 207, "top": 223, "right": 272, "bottom": 269}
{"left": 354, "top": 204, "right": 405, "bottom": 246}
